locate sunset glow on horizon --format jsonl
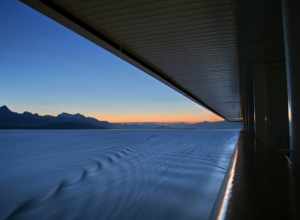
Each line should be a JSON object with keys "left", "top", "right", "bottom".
{"left": 1, "top": 105, "right": 223, "bottom": 124}
{"left": 89, "top": 112, "right": 223, "bottom": 123}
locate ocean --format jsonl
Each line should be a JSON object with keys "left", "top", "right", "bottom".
{"left": 0, "top": 129, "right": 239, "bottom": 220}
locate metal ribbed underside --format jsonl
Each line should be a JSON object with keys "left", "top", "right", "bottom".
{"left": 22, "top": 0, "right": 241, "bottom": 120}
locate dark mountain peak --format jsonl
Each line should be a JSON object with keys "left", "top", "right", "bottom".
{"left": 58, "top": 112, "right": 70, "bottom": 117}
{"left": 73, "top": 113, "right": 85, "bottom": 119}
{"left": 0, "top": 105, "right": 12, "bottom": 113}
{"left": 23, "top": 111, "right": 33, "bottom": 115}
{"left": 58, "top": 112, "right": 85, "bottom": 119}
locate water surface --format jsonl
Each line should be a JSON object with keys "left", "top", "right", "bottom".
{"left": 0, "top": 129, "right": 239, "bottom": 220}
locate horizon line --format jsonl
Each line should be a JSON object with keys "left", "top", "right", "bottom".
{"left": 1, "top": 105, "right": 224, "bottom": 124}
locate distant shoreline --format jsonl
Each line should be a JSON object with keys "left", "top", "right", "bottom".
{"left": 0, "top": 105, "right": 241, "bottom": 130}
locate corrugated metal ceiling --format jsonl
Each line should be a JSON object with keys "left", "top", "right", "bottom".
{"left": 22, "top": 0, "right": 241, "bottom": 121}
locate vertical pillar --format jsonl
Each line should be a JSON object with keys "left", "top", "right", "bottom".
{"left": 282, "top": 0, "right": 300, "bottom": 174}
{"left": 238, "top": 0, "right": 289, "bottom": 149}
{"left": 252, "top": 0, "right": 289, "bottom": 149}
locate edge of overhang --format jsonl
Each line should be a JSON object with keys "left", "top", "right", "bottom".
{"left": 20, "top": 0, "right": 242, "bottom": 122}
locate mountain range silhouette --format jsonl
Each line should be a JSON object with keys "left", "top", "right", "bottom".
{"left": 0, "top": 105, "right": 111, "bottom": 129}
{"left": 0, "top": 105, "right": 241, "bottom": 129}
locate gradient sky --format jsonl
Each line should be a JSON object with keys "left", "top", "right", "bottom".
{"left": 0, "top": 0, "right": 222, "bottom": 123}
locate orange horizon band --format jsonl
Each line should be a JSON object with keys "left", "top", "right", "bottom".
{"left": 88, "top": 112, "right": 223, "bottom": 123}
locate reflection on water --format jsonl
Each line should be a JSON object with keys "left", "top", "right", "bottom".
{"left": 0, "top": 129, "right": 239, "bottom": 220}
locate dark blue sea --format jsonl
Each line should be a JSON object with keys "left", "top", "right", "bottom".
{"left": 0, "top": 129, "right": 239, "bottom": 220}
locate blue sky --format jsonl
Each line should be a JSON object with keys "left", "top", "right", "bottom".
{"left": 0, "top": 0, "right": 221, "bottom": 123}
